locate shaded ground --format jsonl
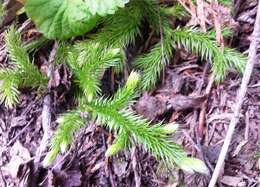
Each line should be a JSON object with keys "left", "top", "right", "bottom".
{"left": 0, "top": 0, "right": 260, "bottom": 187}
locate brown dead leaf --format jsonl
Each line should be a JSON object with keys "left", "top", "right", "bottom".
{"left": 61, "top": 170, "right": 82, "bottom": 187}
{"left": 220, "top": 176, "right": 242, "bottom": 186}
{"left": 113, "top": 158, "right": 128, "bottom": 177}
{"left": 2, "top": 141, "right": 31, "bottom": 178}
{"left": 10, "top": 141, "right": 31, "bottom": 163}
{"left": 10, "top": 116, "right": 26, "bottom": 127}
{"left": 0, "top": 0, "right": 23, "bottom": 26}
{"left": 45, "top": 169, "right": 82, "bottom": 187}
{"left": 135, "top": 92, "right": 207, "bottom": 121}
{"left": 168, "top": 94, "right": 207, "bottom": 111}
{"left": 135, "top": 93, "right": 167, "bottom": 121}
{"left": 207, "top": 2, "right": 237, "bottom": 29}
{"left": 60, "top": 64, "right": 72, "bottom": 89}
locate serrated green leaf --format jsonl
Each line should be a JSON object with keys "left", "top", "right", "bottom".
{"left": 25, "top": 0, "right": 99, "bottom": 39}
{"left": 86, "top": 0, "right": 130, "bottom": 16}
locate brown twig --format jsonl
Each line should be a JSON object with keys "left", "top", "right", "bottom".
{"left": 131, "top": 147, "right": 141, "bottom": 187}
{"left": 183, "top": 129, "right": 215, "bottom": 173}
{"left": 198, "top": 73, "right": 214, "bottom": 137}
{"left": 177, "top": 0, "right": 197, "bottom": 19}
{"left": 196, "top": 0, "right": 207, "bottom": 31}
{"left": 105, "top": 133, "right": 116, "bottom": 187}
{"left": 208, "top": 2, "right": 260, "bottom": 186}
{"left": 182, "top": 130, "right": 201, "bottom": 152}
{"left": 0, "top": 167, "right": 7, "bottom": 187}
{"left": 7, "top": 118, "right": 34, "bottom": 146}
{"left": 35, "top": 42, "right": 58, "bottom": 165}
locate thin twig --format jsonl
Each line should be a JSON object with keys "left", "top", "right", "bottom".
{"left": 196, "top": 0, "right": 207, "bottom": 31}
{"left": 208, "top": 2, "right": 260, "bottom": 186}
{"left": 198, "top": 73, "right": 215, "bottom": 137}
{"left": 0, "top": 167, "right": 7, "bottom": 187}
{"left": 131, "top": 146, "right": 141, "bottom": 187}
{"left": 105, "top": 133, "right": 116, "bottom": 187}
{"left": 35, "top": 42, "right": 58, "bottom": 165}
{"left": 177, "top": 0, "right": 196, "bottom": 19}
{"left": 182, "top": 130, "right": 200, "bottom": 152}
{"left": 7, "top": 118, "right": 34, "bottom": 146}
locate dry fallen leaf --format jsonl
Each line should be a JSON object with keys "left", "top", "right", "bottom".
{"left": 135, "top": 93, "right": 167, "bottom": 121}
{"left": 60, "top": 170, "right": 82, "bottom": 187}
{"left": 113, "top": 158, "right": 128, "bottom": 177}
{"left": 1, "top": 0, "right": 24, "bottom": 26}
{"left": 2, "top": 141, "right": 31, "bottom": 178}
{"left": 10, "top": 116, "right": 26, "bottom": 127}
{"left": 220, "top": 175, "right": 242, "bottom": 187}
{"left": 168, "top": 94, "right": 207, "bottom": 111}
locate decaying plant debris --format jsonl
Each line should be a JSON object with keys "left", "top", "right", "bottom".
{"left": 0, "top": 0, "right": 259, "bottom": 186}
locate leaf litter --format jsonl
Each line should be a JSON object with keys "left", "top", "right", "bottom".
{"left": 0, "top": 0, "right": 259, "bottom": 186}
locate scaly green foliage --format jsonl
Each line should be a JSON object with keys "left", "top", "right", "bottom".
{"left": 43, "top": 111, "right": 85, "bottom": 166}
{"left": 5, "top": 26, "right": 47, "bottom": 87}
{"left": 171, "top": 28, "right": 246, "bottom": 81}
{"left": 105, "top": 130, "right": 130, "bottom": 157}
{"left": 0, "top": 69, "right": 20, "bottom": 108}
{"left": 44, "top": 72, "right": 140, "bottom": 166}
{"left": 87, "top": 0, "right": 154, "bottom": 73}
{"left": 218, "top": 0, "right": 232, "bottom": 7}
{"left": 134, "top": 5, "right": 246, "bottom": 89}
{"left": 85, "top": 72, "right": 207, "bottom": 173}
{"left": 46, "top": 71, "right": 208, "bottom": 174}
{"left": 67, "top": 42, "right": 123, "bottom": 101}
{"left": 0, "top": 26, "right": 47, "bottom": 108}
{"left": 135, "top": 24, "right": 245, "bottom": 89}
{"left": 91, "top": 4, "right": 142, "bottom": 48}
{"left": 161, "top": 4, "right": 187, "bottom": 19}
{"left": 135, "top": 21, "right": 173, "bottom": 90}
{"left": 86, "top": 104, "right": 186, "bottom": 164}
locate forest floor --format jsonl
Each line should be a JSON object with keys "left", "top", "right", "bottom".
{"left": 0, "top": 0, "right": 259, "bottom": 187}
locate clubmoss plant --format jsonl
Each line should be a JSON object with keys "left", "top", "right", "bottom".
{"left": 0, "top": 26, "right": 47, "bottom": 108}
{"left": 1, "top": 0, "right": 246, "bottom": 174}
